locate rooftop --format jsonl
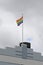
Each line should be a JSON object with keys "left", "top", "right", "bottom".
{"left": 0, "top": 42, "right": 43, "bottom": 61}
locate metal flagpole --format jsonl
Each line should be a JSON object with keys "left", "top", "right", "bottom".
{"left": 22, "top": 14, "right": 23, "bottom": 44}
{"left": 22, "top": 22, "right": 23, "bottom": 44}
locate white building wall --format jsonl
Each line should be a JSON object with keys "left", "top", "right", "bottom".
{"left": 0, "top": 55, "right": 43, "bottom": 65}
{"left": 0, "top": 45, "right": 43, "bottom": 65}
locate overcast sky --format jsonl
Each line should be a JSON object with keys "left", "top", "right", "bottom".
{"left": 0, "top": 0, "right": 43, "bottom": 55}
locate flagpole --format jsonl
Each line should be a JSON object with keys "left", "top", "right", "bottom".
{"left": 22, "top": 13, "right": 23, "bottom": 44}
{"left": 22, "top": 23, "right": 23, "bottom": 44}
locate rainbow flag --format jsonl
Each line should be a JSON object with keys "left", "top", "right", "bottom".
{"left": 16, "top": 16, "right": 23, "bottom": 26}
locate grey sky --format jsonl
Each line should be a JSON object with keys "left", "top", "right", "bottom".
{"left": 0, "top": 0, "right": 43, "bottom": 55}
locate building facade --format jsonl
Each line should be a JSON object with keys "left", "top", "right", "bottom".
{"left": 0, "top": 43, "right": 43, "bottom": 65}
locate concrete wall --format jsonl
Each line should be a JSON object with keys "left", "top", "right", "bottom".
{"left": 0, "top": 46, "right": 43, "bottom": 61}
{"left": 0, "top": 55, "right": 43, "bottom": 65}
{"left": 0, "top": 61, "right": 20, "bottom": 65}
